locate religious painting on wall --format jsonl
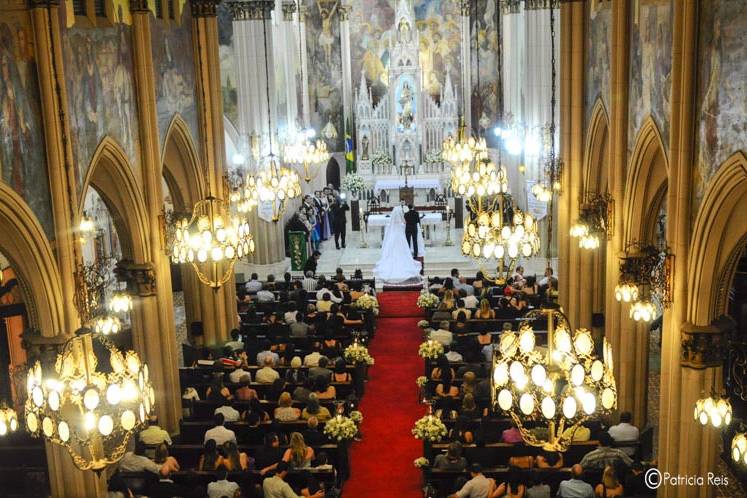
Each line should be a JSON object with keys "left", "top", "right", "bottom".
{"left": 151, "top": 5, "right": 199, "bottom": 151}
{"left": 415, "top": 0, "right": 462, "bottom": 101}
{"left": 217, "top": 2, "right": 238, "bottom": 130}
{"left": 695, "top": 0, "right": 747, "bottom": 206}
{"left": 61, "top": 0, "right": 141, "bottom": 191}
{"left": 584, "top": 0, "right": 611, "bottom": 127}
{"left": 0, "top": 12, "right": 54, "bottom": 238}
{"left": 470, "top": 0, "right": 499, "bottom": 142}
{"left": 306, "top": 0, "right": 343, "bottom": 151}
{"left": 350, "top": 0, "right": 394, "bottom": 103}
{"left": 628, "top": 0, "right": 672, "bottom": 156}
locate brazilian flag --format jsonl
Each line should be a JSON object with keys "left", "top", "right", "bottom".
{"left": 344, "top": 118, "right": 355, "bottom": 173}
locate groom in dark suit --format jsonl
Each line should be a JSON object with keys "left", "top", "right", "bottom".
{"left": 404, "top": 204, "right": 423, "bottom": 258}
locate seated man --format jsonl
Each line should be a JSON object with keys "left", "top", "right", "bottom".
{"left": 263, "top": 461, "right": 324, "bottom": 498}
{"left": 462, "top": 288, "right": 479, "bottom": 309}
{"left": 139, "top": 416, "right": 172, "bottom": 445}
{"left": 256, "top": 340, "right": 279, "bottom": 366}
{"left": 308, "top": 355, "right": 332, "bottom": 381}
{"left": 224, "top": 329, "right": 244, "bottom": 353}
{"left": 203, "top": 413, "right": 236, "bottom": 446}
{"left": 256, "top": 355, "right": 281, "bottom": 384}
{"left": 608, "top": 411, "right": 640, "bottom": 456}
{"left": 214, "top": 404, "right": 240, "bottom": 423}
{"left": 207, "top": 471, "right": 241, "bottom": 498}
{"left": 557, "top": 464, "right": 594, "bottom": 498}
{"left": 304, "top": 344, "right": 323, "bottom": 367}
{"left": 430, "top": 321, "right": 454, "bottom": 346}
{"left": 302, "top": 416, "right": 326, "bottom": 446}
{"left": 228, "top": 363, "right": 252, "bottom": 384}
{"left": 456, "top": 276, "right": 475, "bottom": 296}
{"left": 303, "top": 270, "right": 318, "bottom": 292}
{"left": 245, "top": 272, "right": 262, "bottom": 293}
{"left": 448, "top": 463, "right": 490, "bottom": 498}
{"left": 579, "top": 433, "right": 634, "bottom": 471}
{"left": 118, "top": 440, "right": 171, "bottom": 476}
{"left": 256, "top": 287, "right": 276, "bottom": 303}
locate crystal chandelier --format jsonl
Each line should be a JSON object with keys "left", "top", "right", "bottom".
{"left": 569, "top": 193, "right": 613, "bottom": 250}
{"left": 283, "top": 131, "right": 330, "bottom": 183}
{"left": 492, "top": 308, "right": 617, "bottom": 452}
{"left": 25, "top": 330, "right": 154, "bottom": 470}
{"left": 170, "top": 196, "right": 254, "bottom": 288}
{"left": 0, "top": 404, "right": 18, "bottom": 437}
{"left": 443, "top": 119, "right": 487, "bottom": 169}
{"left": 732, "top": 432, "right": 747, "bottom": 464}
{"left": 450, "top": 154, "right": 507, "bottom": 201}
{"left": 694, "top": 394, "right": 732, "bottom": 429}
{"left": 614, "top": 242, "right": 672, "bottom": 322}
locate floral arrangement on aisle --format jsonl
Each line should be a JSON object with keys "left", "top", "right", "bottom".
{"left": 355, "top": 294, "right": 379, "bottom": 311}
{"left": 418, "top": 339, "right": 444, "bottom": 360}
{"left": 324, "top": 415, "right": 358, "bottom": 442}
{"left": 412, "top": 415, "right": 448, "bottom": 442}
{"left": 416, "top": 376, "right": 428, "bottom": 387}
{"left": 417, "top": 320, "right": 430, "bottom": 329}
{"left": 350, "top": 410, "right": 363, "bottom": 424}
{"left": 344, "top": 342, "right": 375, "bottom": 365}
{"left": 413, "top": 457, "right": 430, "bottom": 468}
{"left": 371, "top": 152, "right": 393, "bottom": 170}
{"left": 341, "top": 173, "right": 367, "bottom": 195}
{"left": 416, "top": 291, "right": 440, "bottom": 309}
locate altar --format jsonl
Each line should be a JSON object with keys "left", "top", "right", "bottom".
{"left": 372, "top": 177, "right": 441, "bottom": 193}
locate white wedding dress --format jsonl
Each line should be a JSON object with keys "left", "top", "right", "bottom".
{"left": 373, "top": 206, "right": 423, "bottom": 283}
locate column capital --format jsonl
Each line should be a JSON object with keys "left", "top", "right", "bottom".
{"left": 28, "top": 0, "right": 60, "bottom": 8}
{"left": 459, "top": 0, "right": 471, "bottom": 16}
{"left": 114, "top": 259, "right": 158, "bottom": 297}
{"left": 228, "top": 0, "right": 273, "bottom": 20}
{"left": 338, "top": 3, "right": 352, "bottom": 21}
{"left": 129, "top": 0, "right": 151, "bottom": 13}
{"left": 281, "top": 0, "right": 296, "bottom": 21}
{"left": 190, "top": 0, "right": 220, "bottom": 17}
{"left": 680, "top": 316, "right": 735, "bottom": 369}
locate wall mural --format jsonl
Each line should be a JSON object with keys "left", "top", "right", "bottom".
{"left": 584, "top": 1, "right": 611, "bottom": 128}
{"left": 61, "top": 3, "right": 141, "bottom": 191}
{"left": 217, "top": 3, "right": 238, "bottom": 130}
{"left": 0, "top": 13, "right": 54, "bottom": 238}
{"left": 350, "top": 0, "right": 393, "bottom": 103}
{"left": 628, "top": 0, "right": 672, "bottom": 156}
{"left": 151, "top": 7, "right": 199, "bottom": 151}
{"left": 695, "top": 0, "right": 747, "bottom": 206}
{"left": 471, "top": 0, "right": 499, "bottom": 142}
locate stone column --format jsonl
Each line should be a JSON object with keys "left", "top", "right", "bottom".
{"left": 28, "top": 1, "right": 105, "bottom": 496}
{"left": 339, "top": 2, "right": 353, "bottom": 134}
{"left": 282, "top": 0, "right": 300, "bottom": 129}
{"left": 299, "top": 5, "right": 311, "bottom": 127}
{"left": 459, "top": 0, "right": 471, "bottom": 129}
{"left": 128, "top": 0, "right": 182, "bottom": 432}
{"left": 190, "top": 0, "right": 238, "bottom": 343}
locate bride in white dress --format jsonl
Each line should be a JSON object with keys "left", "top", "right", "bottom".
{"left": 373, "top": 205, "right": 423, "bottom": 283}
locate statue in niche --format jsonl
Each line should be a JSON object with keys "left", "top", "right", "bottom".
{"left": 361, "top": 134, "right": 369, "bottom": 160}
{"left": 398, "top": 19, "right": 411, "bottom": 43}
{"left": 317, "top": 0, "right": 339, "bottom": 66}
{"left": 398, "top": 82, "right": 414, "bottom": 129}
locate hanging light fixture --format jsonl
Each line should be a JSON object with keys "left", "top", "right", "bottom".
{"left": 614, "top": 241, "right": 672, "bottom": 323}
{"left": 25, "top": 330, "right": 154, "bottom": 470}
{"left": 732, "top": 432, "right": 747, "bottom": 465}
{"left": 569, "top": 192, "right": 613, "bottom": 250}
{"left": 0, "top": 403, "right": 18, "bottom": 437}
{"left": 492, "top": 308, "right": 617, "bottom": 452}
{"left": 694, "top": 394, "right": 732, "bottom": 429}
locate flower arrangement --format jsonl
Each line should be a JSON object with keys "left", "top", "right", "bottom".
{"left": 371, "top": 152, "right": 393, "bottom": 170}
{"left": 350, "top": 410, "right": 363, "bottom": 424}
{"left": 417, "top": 320, "right": 430, "bottom": 329}
{"left": 341, "top": 173, "right": 367, "bottom": 194}
{"left": 413, "top": 457, "right": 430, "bottom": 468}
{"left": 355, "top": 294, "right": 379, "bottom": 310}
{"left": 416, "top": 376, "right": 428, "bottom": 387}
{"left": 423, "top": 150, "right": 443, "bottom": 166}
{"left": 344, "top": 343, "right": 375, "bottom": 365}
{"left": 418, "top": 340, "right": 444, "bottom": 360}
{"left": 412, "top": 415, "right": 448, "bottom": 442}
{"left": 416, "top": 292, "right": 440, "bottom": 309}
{"left": 324, "top": 415, "right": 358, "bottom": 441}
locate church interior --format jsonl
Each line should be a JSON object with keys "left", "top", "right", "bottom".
{"left": 0, "top": 0, "right": 745, "bottom": 496}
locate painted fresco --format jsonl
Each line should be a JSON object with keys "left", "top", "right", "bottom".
{"left": 695, "top": 0, "right": 747, "bottom": 205}
{"left": 0, "top": 13, "right": 54, "bottom": 237}
{"left": 62, "top": 3, "right": 141, "bottom": 191}
{"left": 471, "top": 0, "right": 499, "bottom": 141}
{"left": 628, "top": 0, "right": 672, "bottom": 155}
{"left": 151, "top": 7, "right": 199, "bottom": 149}
{"left": 415, "top": 0, "right": 462, "bottom": 101}
{"left": 349, "top": 0, "right": 393, "bottom": 103}
{"left": 217, "top": 3, "right": 238, "bottom": 129}
{"left": 584, "top": 2, "right": 611, "bottom": 127}
{"left": 306, "top": 0, "right": 343, "bottom": 151}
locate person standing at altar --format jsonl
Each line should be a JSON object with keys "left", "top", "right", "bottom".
{"left": 404, "top": 203, "right": 423, "bottom": 258}
{"left": 330, "top": 198, "right": 349, "bottom": 250}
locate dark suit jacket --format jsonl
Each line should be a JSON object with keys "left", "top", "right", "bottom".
{"left": 330, "top": 202, "right": 349, "bottom": 230}
{"left": 404, "top": 209, "right": 421, "bottom": 231}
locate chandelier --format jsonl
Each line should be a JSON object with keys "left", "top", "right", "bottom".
{"left": 170, "top": 196, "right": 254, "bottom": 288}
{"left": 443, "top": 119, "right": 488, "bottom": 168}
{"left": 492, "top": 308, "right": 617, "bottom": 452}
{"left": 0, "top": 404, "right": 18, "bottom": 437}
{"left": 450, "top": 155, "right": 507, "bottom": 203}
{"left": 694, "top": 394, "right": 732, "bottom": 428}
{"left": 283, "top": 132, "right": 330, "bottom": 183}
{"left": 614, "top": 241, "right": 672, "bottom": 322}
{"left": 25, "top": 330, "right": 154, "bottom": 470}
{"left": 569, "top": 192, "right": 613, "bottom": 250}
{"left": 732, "top": 431, "right": 747, "bottom": 464}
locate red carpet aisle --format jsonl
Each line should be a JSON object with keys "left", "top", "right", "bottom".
{"left": 344, "top": 291, "right": 424, "bottom": 497}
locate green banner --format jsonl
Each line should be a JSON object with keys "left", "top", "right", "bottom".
{"left": 289, "top": 231, "right": 308, "bottom": 271}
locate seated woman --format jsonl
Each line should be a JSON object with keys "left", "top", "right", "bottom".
{"left": 595, "top": 465, "right": 624, "bottom": 497}
{"left": 451, "top": 299, "right": 472, "bottom": 320}
{"left": 452, "top": 312, "right": 470, "bottom": 335}
{"left": 434, "top": 372, "right": 460, "bottom": 411}
{"left": 153, "top": 443, "right": 180, "bottom": 474}
{"left": 431, "top": 301, "right": 453, "bottom": 321}
{"left": 507, "top": 455, "right": 534, "bottom": 470}
{"left": 460, "top": 390, "right": 479, "bottom": 418}
{"left": 206, "top": 374, "right": 233, "bottom": 401}
{"left": 234, "top": 377, "right": 258, "bottom": 401}
{"left": 198, "top": 439, "right": 223, "bottom": 471}
{"left": 282, "top": 432, "right": 315, "bottom": 470}
{"left": 433, "top": 441, "right": 467, "bottom": 471}
{"left": 535, "top": 450, "right": 563, "bottom": 469}
{"left": 274, "top": 392, "right": 301, "bottom": 421}
{"left": 285, "top": 356, "right": 307, "bottom": 383}
{"left": 489, "top": 468, "right": 526, "bottom": 498}
{"left": 302, "top": 393, "right": 331, "bottom": 422}
{"left": 474, "top": 298, "right": 496, "bottom": 319}
{"left": 321, "top": 332, "right": 341, "bottom": 359}
{"left": 430, "top": 355, "right": 456, "bottom": 382}
{"left": 473, "top": 271, "right": 485, "bottom": 292}
{"left": 448, "top": 415, "right": 474, "bottom": 444}
{"left": 313, "top": 376, "right": 337, "bottom": 400}
{"left": 220, "top": 440, "right": 253, "bottom": 471}
{"left": 338, "top": 306, "right": 363, "bottom": 326}
{"left": 316, "top": 293, "right": 333, "bottom": 313}
{"left": 332, "top": 357, "right": 352, "bottom": 383}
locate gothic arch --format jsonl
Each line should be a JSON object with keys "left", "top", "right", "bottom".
{"left": 78, "top": 137, "right": 150, "bottom": 262}
{"left": 687, "top": 152, "right": 747, "bottom": 325}
{"left": 162, "top": 115, "right": 206, "bottom": 212}
{"left": 0, "top": 183, "right": 64, "bottom": 336}
{"left": 583, "top": 99, "right": 610, "bottom": 194}
{"left": 623, "top": 116, "right": 669, "bottom": 244}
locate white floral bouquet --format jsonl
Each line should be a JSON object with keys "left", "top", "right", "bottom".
{"left": 342, "top": 173, "right": 367, "bottom": 194}
{"left": 344, "top": 343, "right": 375, "bottom": 365}
{"left": 417, "top": 320, "right": 430, "bottom": 329}
{"left": 324, "top": 415, "right": 358, "bottom": 441}
{"left": 423, "top": 150, "right": 443, "bottom": 166}
{"left": 416, "top": 376, "right": 428, "bottom": 387}
{"left": 412, "top": 415, "right": 448, "bottom": 442}
{"left": 416, "top": 292, "right": 440, "bottom": 309}
{"left": 355, "top": 294, "right": 379, "bottom": 310}
{"left": 371, "top": 152, "right": 393, "bottom": 170}
{"left": 418, "top": 340, "right": 444, "bottom": 360}
{"left": 350, "top": 410, "right": 363, "bottom": 424}
{"left": 413, "top": 457, "right": 430, "bottom": 468}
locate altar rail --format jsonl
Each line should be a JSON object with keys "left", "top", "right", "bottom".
{"left": 367, "top": 205, "right": 446, "bottom": 214}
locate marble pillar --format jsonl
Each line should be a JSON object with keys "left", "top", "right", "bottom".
{"left": 459, "top": 0, "right": 471, "bottom": 129}
{"left": 339, "top": 3, "right": 353, "bottom": 134}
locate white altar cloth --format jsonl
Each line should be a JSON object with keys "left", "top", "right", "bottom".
{"left": 373, "top": 177, "right": 441, "bottom": 192}
{"left": 367, "top": 212, "right": 444, "bottom": 227}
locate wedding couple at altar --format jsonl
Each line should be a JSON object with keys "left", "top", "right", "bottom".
{"left": 374, "top": 202, "right": 425, "bottom": 283}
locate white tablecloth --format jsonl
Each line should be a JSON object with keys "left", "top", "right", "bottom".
{"left": 367, "top": 212, "right": 444, "bottom": 227}
{"left": 373, "top": 177, "right": 441, "bottom": 191}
